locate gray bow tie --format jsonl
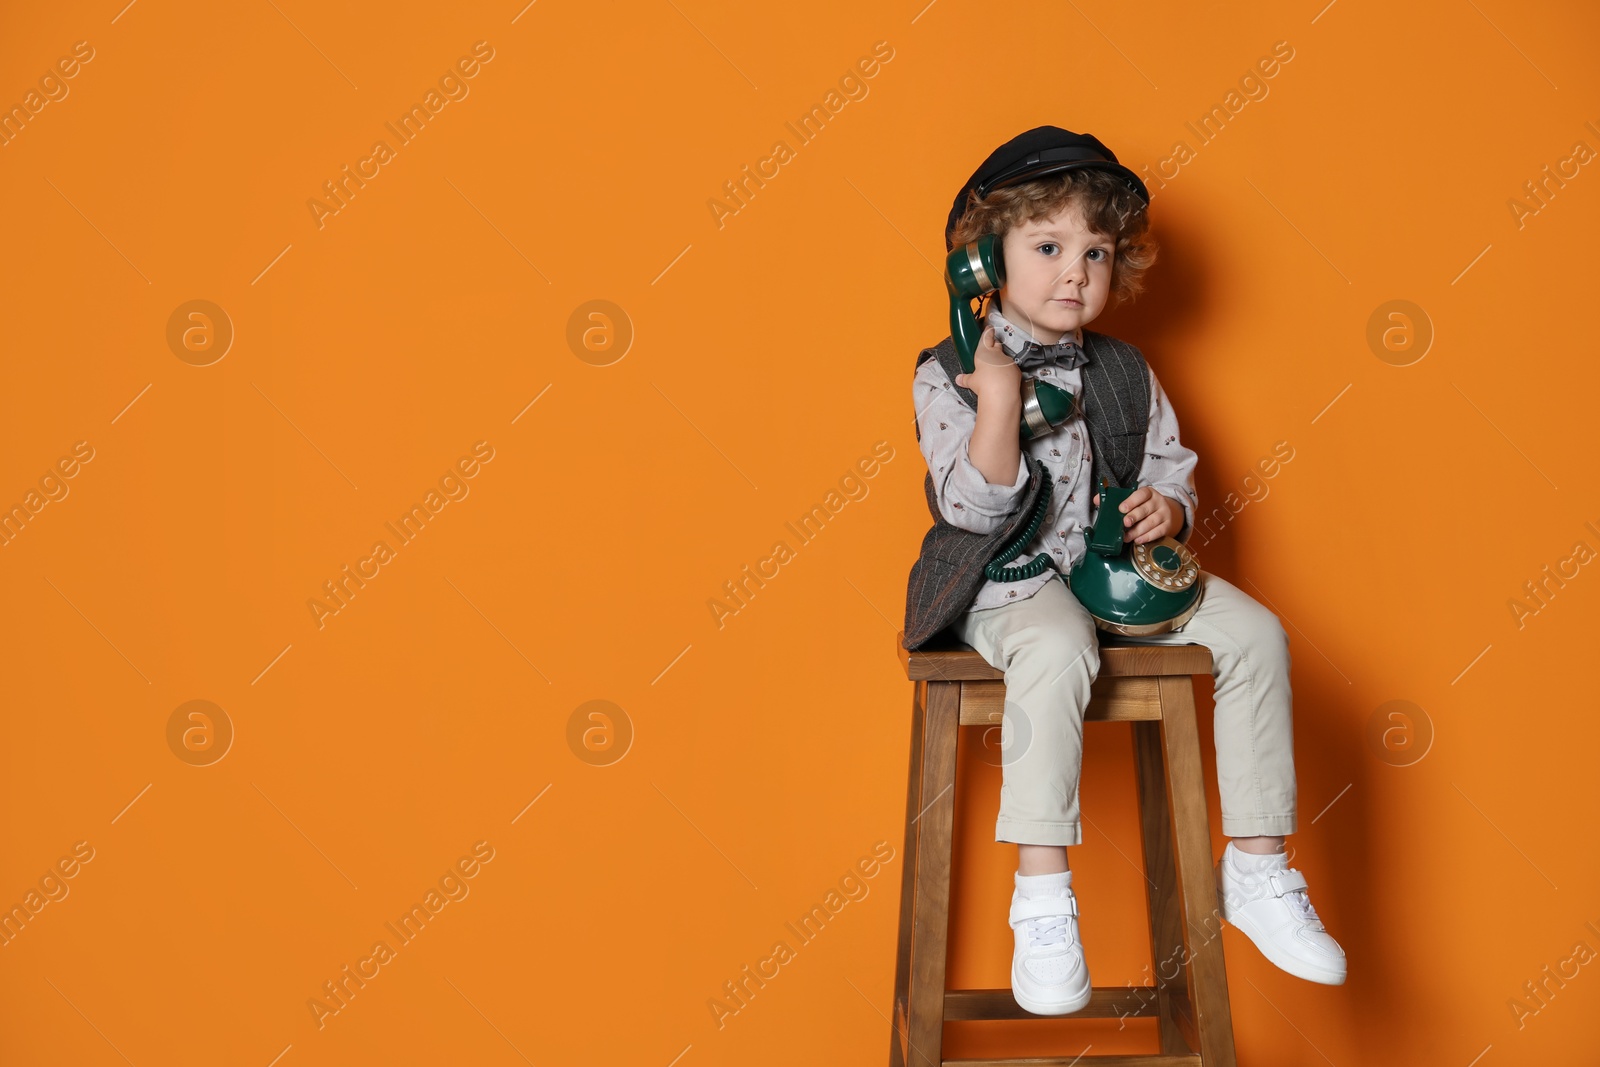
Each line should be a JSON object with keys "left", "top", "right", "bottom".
{"left": 1013, "top": 337, "right": 1088, "bottom": 373}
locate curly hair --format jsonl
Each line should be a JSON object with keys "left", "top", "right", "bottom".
{"left": 947, "top": 168, "right": 1157, "bottom": 308}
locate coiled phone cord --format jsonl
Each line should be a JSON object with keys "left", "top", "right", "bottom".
{"left": 983, "top": 476, "right": 1057, "bottom": 582}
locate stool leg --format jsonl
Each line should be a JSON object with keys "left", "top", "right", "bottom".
{"left": 889, "top": 680, "right": 927, "bottom": 1067}
{"left": 890, "top": 679, "right": 959, "bottom": 1067}
{"left": 1158, "top": 674, "right": 1238, "bottom": 1066}
{"left": 1132, "top": 717, "right": 1188, "bottom": 1055}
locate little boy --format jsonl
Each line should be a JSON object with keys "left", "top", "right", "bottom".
{"left": 902, "top": 126, "right": 1346, "bottom": 1016}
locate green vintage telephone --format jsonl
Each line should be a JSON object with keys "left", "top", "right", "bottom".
{"left": 1069, "top": 479, "right": 1204, "bottom": 635}
{"left": 943, "top": 234, "right": 1204, "bottom": 632}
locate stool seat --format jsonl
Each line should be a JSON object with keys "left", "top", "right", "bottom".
{"left": 890, "top": 631, "right": 1237, "bottom": 1067}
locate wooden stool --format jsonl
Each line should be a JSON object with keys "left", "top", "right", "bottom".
{"left": 890, "top": 631, "right": 1237, "bottom": 1067}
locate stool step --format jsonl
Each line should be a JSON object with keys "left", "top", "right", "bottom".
{"left": 944, "top": 987, "right": 1162, "bottom": 1021}
{"left": 944, "top": 1056, "right": 1200, "bottom": 1066}
{"left": 959, "top": 678, "right": 1164, "bottom": 723}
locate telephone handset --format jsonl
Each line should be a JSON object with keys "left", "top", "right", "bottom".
{"left": 945, "top": 232, "right": 1073, "bottom": 581}
{"left": 943, "top": 233, "right": 1077, "bottom": 441}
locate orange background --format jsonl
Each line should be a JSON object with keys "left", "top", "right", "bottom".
{"left": 2, "top": 1, "right": 1598, "bottom": 1064}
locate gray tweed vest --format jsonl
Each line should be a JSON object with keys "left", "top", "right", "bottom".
{"left": 901, "top": 329, "right": 1152, "bottom": 650}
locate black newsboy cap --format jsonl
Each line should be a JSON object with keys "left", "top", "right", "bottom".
{"left": 945, "top": 125, "right": 1150, "bottom": 251}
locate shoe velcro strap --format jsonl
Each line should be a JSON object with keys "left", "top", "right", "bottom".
{"left": 1010, "top": 895, "right": 1077, "bottom": 924}
{"left": 1268, "top": 869, "right": 1309, "bottom": 896}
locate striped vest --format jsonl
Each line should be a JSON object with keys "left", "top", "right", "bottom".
{"left": 901, "top": 329, "right": 1151, "bottom": 650}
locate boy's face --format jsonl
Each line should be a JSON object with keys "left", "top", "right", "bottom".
{"left": 995, "top": 200, "right": 1114, "bottom": 344}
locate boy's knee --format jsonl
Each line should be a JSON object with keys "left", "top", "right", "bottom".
{"left": 1252, "top": 611, "right": 1292, "bottom": 668}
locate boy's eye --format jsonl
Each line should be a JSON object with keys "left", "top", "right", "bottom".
{"left": 1037, "top": 243, "right": 1058, "bottom": 256}
{"left": 1087, "top": 248, "right": 1110, "bottom": 261}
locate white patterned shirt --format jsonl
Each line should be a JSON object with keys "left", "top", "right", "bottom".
{"left": 913, "top": 305, "right": 1199, "bottom": 611}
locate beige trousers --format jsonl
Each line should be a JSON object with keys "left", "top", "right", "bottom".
{"left": 951, "top": 571, "right": 1298, "bottom": 846}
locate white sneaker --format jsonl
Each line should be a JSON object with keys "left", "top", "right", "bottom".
{"left": 1215, "top": 848, "right": 1347, "bottom": 985}
{"left": 1008, "top": 875, "right": 1093, "bottom": 1015}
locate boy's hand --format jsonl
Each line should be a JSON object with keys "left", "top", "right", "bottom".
{"left": 1092, "top": 486, "right": 1184, "bottom": 544}
{"left": 953, "top": 326, "right": 1021, "bottom": 404}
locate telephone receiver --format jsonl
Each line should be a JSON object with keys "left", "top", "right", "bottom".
{"left": 943, "top": 233, "right": 1077, "bottom": 441}
{"left": 942, "top": 233, "right": 1072, "bottom": 583}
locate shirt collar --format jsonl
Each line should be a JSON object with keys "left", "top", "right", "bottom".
{"left": 985, "top": 302, "right": 1090, "bottom": 370}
